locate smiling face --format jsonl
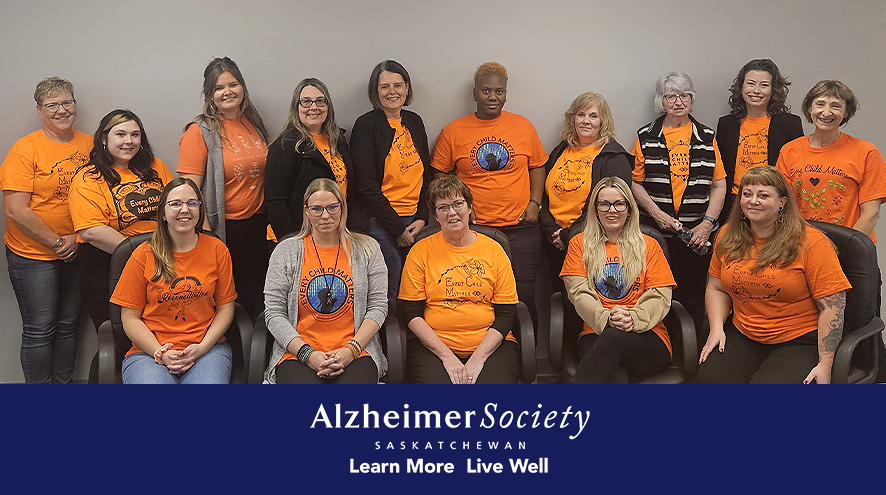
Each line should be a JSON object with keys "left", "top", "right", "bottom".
{"left": 742, "top": 69, "right": 773, "bottom": 116}
{"left": 104, "top": 119, "right": 141, "bottom": 168}
{"left": 740, "top": 184, "right": 787, "bottom": 230}
{"left": 574, "top": 104, "right": 601, "bottom": 147}
{"left": 164, "top": 184, "right": 201, "bottom": 235}
{"left": 595, "top": 186, "right": 629, "bottom": 239}
{"left": 434, "top": 195, "right": 472, "bottom": 239}
{"left": 378, "top": 71, "right": 408, "bottom": 118}
{"left": 808, "top": 95, "right": 846, "bottom": 133}
{"left": 473, "top": 72, "right": 507, "bottom": 120}
{"left": 212, "top": 71, "right": 244, "bottom": 118}
{"left": 298, "top": 85, "right": 329, "bottom": 134}
{"left": 305, "top": 190, "right": 342, "bottom": 237}
{"left": 37, "top": 91, "right": 77, "bottom": 137}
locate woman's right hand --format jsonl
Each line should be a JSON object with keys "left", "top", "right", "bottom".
{"left": 699, "top": 327, "right": 726, "bottom": 364}
{"left": 652, "top": 210, "right": 682, "bottom": 233}
{"left": 162, "top": 349, "right": 196, "bottom": 374}
{"left": 551, "top": 229, "right": 565, "bottom": 250}
{"left": 442, "top": 354, "right": 469, "bottom": 384}
{"left": 53, "top": 234, "right": 79, "bottom": 263}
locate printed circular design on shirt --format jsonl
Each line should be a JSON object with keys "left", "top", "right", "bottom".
{"left": 595, "top": 262, "right": 629, "bottom": 300}
{"left": 306, "top": 273, "right": 348, "bottom": 316}
{"left": 475, "top": 142, "right": 510, "bottom": 171}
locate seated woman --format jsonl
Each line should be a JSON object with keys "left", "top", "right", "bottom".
{"left": 111, "top": 178, "right": 237, "bottom": 384}
{"left": 69, "top": 109, "right": 174, "bottom": 330}
{"left": 264, "top": 178, "right": 387, "bottom": 384}
{"left": 560, "top": 177, "right": 676, "bottom": 383}
{"left": 698, "top": 166, "right": 850, "bottom": 384}
{"left": 398, "top": 175, "right": 520, "bottom": 384}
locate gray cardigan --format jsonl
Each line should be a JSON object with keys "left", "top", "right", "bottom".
{"left": 196, "top": 121, "right": 228, "bottom": 242}
{"left": 263, "top": 235, "right": 388, "bottom": 383}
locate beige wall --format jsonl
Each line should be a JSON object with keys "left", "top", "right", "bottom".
{"left": 1, "top": 0, "right": 884, "bottom": 382}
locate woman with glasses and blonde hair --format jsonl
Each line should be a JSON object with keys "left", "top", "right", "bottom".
{"left": 266, "top": 78, "right": 365, "bottom": 243}
{"left": 630, "top": 71, "right": 727, "bottom": 332}
{"left": 178, "top": 57, "right": 270, "bottom": 319}
{"left": 0, "top": 76, "right": 91, "bottom": 383}
{"left": 111, "top": 178, "right": 237, "bottom": 384}
{"left": 263, "top": 178, "right": 387, "bottom": 384}
{"left": 560, "top": 177, "right": 676, "bottom": 383}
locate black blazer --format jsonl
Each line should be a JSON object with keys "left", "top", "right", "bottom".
{"left": 716, "top": 112, "right": 804, "bottom": 191}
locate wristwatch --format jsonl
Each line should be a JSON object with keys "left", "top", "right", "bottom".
{"left": 529, "top": 199, "right": 542, "bottom": 211}
{"left": 703, "top": 216, "right": 718, "bottom": 229}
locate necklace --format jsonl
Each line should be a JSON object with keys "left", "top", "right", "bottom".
{"left": 312, "top": 236, "right": 341, "bottom": 309}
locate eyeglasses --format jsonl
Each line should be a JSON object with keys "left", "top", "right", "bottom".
{"left": 306, "top": 202, "right": 342, "bottom": 217}
{"left": 299, "top": 98, "right": 328, "bottom": 108}
{"left": 595, "top": 200, "right": 628, "bottom": 212}
{"left": 663, "top": 93, "right": 692, "bottom": 103}
{"left": 166, "top": 200, "right": 201, "bottom": 209}
{"left": 42, "top": 100, "right": 76, "bottom": 112}
{"left": 435, "top": 199, "right": 468, "bottom": 215}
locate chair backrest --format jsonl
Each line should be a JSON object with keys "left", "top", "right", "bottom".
{"left": 413, "top": 224, "right": 512, "bottom": 258}
{"left": 108, "top": 232, "right": 155, "bottom": 346}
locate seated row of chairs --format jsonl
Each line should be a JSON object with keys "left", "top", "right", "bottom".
{"left": 94, "top": 220, "right": 883, "bottom": 384}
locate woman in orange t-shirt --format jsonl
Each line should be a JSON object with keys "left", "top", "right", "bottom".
{"left": 69, "top": 109, "right": 173, "bottom": 332}
{"left": 398, "top": 175, "right": 521, "bottom": 384}
{"left": 178, "top": 57, "right": 270, "bottom": 320}
{"left": 698, "top": 167, "right": 850, "bottom": 384}
{"left": 111, "top": 178, "right": 237, "bottom": 384}
{"left": 560, "top": 177, "right": 675, "bottom": 383}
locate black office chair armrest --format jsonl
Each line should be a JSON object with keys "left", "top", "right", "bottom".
{"left": 97, "top": 319, "right": 117, "bottom": 384}
{"left": 669, "top": 300, "right": 698, "bottom": 381}
{"left": 383, "top": 312, "right": 404, "bottom": 384}
{"left": 549, "top": 292, "right": 565, "bottom": 371}
{"left": 832, "top": 317, "right": 884, "bottom": 384}
{"left": 516, "top": 301, "right": 536, "bottom": 383}
{"left": 228, "top": 303, "right": 252, "bottom": 384}
{"left": 248, "top": 311, "right": 269, "bottom": 384}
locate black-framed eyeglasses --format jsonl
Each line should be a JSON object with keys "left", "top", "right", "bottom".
{"left": 595, "top": 200, "right": 628, "bottom": 212}
{"left": 306, "top": 202, "right": 342, "bottom": 217}
{"left": 299, "top": 98, "right": 328, "bottom": 108}
{"left": 42, "top": 100, "right": 76, "bottom": 112}
{"left": 435, "top": 199, "right": 467, "bottom": 215}
{"left": 663, "top": 93, "right": 692, "bottom": 103}
{"left": 166, "top": 200, "right": 201, "bottom": 209}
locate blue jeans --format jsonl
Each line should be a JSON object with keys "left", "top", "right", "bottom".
{"left": 6, "top": 247, "right": 82, "bottom": 384}
{"left": 367, "top": 216, "right": 414, "bottom": 314}
{"left": 122, "top": 342, "right": 232, "bottom": 384}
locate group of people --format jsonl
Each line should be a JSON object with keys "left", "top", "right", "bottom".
{"left": 2, "top": 56, "right": 883, "bottom": 385}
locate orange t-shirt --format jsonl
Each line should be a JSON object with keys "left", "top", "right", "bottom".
{"left": 382, "top": 118, "right": 423, "bottom": 216}
{"left": 431, "top": 111, "right": 548, "bottom": 226}
{"left": 280, "top": 236, "right": 358, "bottom": 364}
{"left": 733, "top": 115, "right": 771, "bottom": 194}
{"left": 0, "top": 129, "right": 92, "bottom": 260}
{"left": 632, "top": 123, "right": 726, "bottom": 210}
{"left": 69, "top": 158, "right": 173, "bottom": 238}
{"left": 177, "top": 117, "right": 267, "bottom": 220}
{"left": 545, "top": 144, "right": 602, "bottom": 229}
{"left": 776, "top": 133, "right": 886, "bottom": 242}
{"left": 399, "top": 231, "right": 519, "bottom": 357}
{"left": 709, "top": 226, "right": 851, "bottom": 344}
{"left": 110, "top": 234, "right": 238, "bottom": 357}
{"left": 312, "top": 133, "right": 348, "bottom": 199}
{"left": 560, "top": 234, "right": 675, "bottom": 355}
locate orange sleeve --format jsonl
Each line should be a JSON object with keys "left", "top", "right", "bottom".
{"left": 176, "top": 123, "right": 208, "bottom": 176}
{"left": 0, "top": 142, "right": 36, "bottom": 192}
{"left": 559, "top": 235, "right": 587, "bottom": 278}
{"left": 110, "top": 244, "right": 149, "bottom": 309}
{"left": 527, "top": 123, "right": 548, "bottom": 169}
{"left": 154, "top": 158, "right": 174, "bottom": 184}
{"left": 490, "top": 245, "right": 519, "bottom": 304}
{"left": 398, "top": 240, "right": 428, "bottom": 301}
{"left": 430, "top": 127, "right": 455, "bottom": 173}
{"left": 858, "top": 146, "right": 886, "bottom": 204}
{"left": 69, "top": 171, "right": 111, "bottom": 232}
{"left": 804, "top": 232, "right": 852, "bottom": 299}
{"left": 708, "top": 231, "right": 724, "bottom": 278}
{"left": 712, "top": 138, "right": 727, "bottom": 181}
{"left": 213, "top": 239, "right": 238, "bottom": 305}
{"left": 643, "top": 236, "right": 676, "bottom": 289}
{"left": 631, "top": 138, "right": 645, "bottom": 182}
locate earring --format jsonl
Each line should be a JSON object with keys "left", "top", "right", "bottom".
{"left": 740, "top": 211, "right": 747, "bottom": 220}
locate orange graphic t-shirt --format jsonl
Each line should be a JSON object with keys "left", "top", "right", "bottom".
{"left": 110, "top": 234, "right": 238, "bottom": 357}
{"left": 545, "top": 144, "right": 602, "bottom": 229}
{"left": 312, "top": 133, "right": 348, "bottom": 199}
{"left": 733, "top": 115, "right": 771, "bottom": 193}
{"left": 776, "top": 133, "right": 886, "bottom": 242}
{"left": 177, "top": 117, "right": 268, "bottom": 220}
{"left": 709, "top": 226, "right": 851, "bottom": 344}
{"left": 280, "top": 236, "right": 357, "bottom": 364}
{"left": 0, "top": 129, "right": 92, "bottom": 260}
{"left": 69, "top": 158, "right": 173, "bottom": 238}
{"left": 399, "top": 232, "right": 519, "bottom": 357}
{"left": 560, "top": 234, "right": 675, "bottom": 355}
{"left": 632, "top": 124, "right": 725, "bottom": 210}
{"left": 382, "top": 118, "right": 423, "bottom": 216}
{"left": 431, "top": 111, "right": 548, "bottom": 226}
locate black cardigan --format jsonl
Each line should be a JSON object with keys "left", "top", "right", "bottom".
{"left": 716, "top": 112, "right": 804, "bottom": 190}
{"left": 538, "top": 138, "right": 633, "bottom": 245}
{"left": 264, "top": 132, "right": 365, "bottom": 240}
{"left": 349, "top": 108, "right": 432, "bottom": 239}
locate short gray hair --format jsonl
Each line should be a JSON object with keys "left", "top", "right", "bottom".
{"left": 654, "top": 71, "right": 696, "bottom": 114}
{"left": 34, "top": 76, "right": 74, "bottom": 105}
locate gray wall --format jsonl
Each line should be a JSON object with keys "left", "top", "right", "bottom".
{"left": 1, "top": 0, "right": 884, "bottom": 382}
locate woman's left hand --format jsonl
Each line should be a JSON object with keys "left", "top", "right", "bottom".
{"left": 519, "top": 202, "right": 539, "bottom": 223}
{"left": 608, "top": 305, "right": 634, "bottom": 332}
{"left": 464, "top": 355, "right": 485, "bottom": 384}
{"left": 689, "top": 221, "right": 714, "bottom": 250}
{"left": 397, "top": 219, "right": 427, "bottom": 247}
{"left": 182, "top": 341, "right": 211, "bottom": 362}
{"left": 551, "top": 229, "right": 565, "bottom": 250}
{"left": 315, "top": 347, "right": 354, "bottom": 379}
{"left": 803, "top": 363, "right": 832, "bottom": 384}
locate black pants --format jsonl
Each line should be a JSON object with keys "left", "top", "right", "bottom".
{"left": 696, "top": 318, "right": 818, "bottom": 384}
{"left": 574, "top": 328, "right": 671, "bottom": 384}
{"left": 493, "top": 221, "right": 541, "bottom": 343}
{"left": 79, "top": 242, "right": 112, "bottom": 330}
{"left": 406, "top": 338, "right": 521, "bottom": 384}
{"left": 275, "top": 355, "right": 378, "bottom": 384}
{"left": 664, "top": 234, "right": 713, "bottom": 339}
{"left": 226, "top": 211, "right": 270, "bottom": 321}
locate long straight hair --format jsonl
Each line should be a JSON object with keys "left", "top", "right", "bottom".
{"left": 582, "top": 177, "right": 646, "bottom": 288}
{"left": 82, "top": 109, "right": 157, "bottom": 187}
{"left": 295, "top": 178, "right": 372, "bottom": 258}
{"left": 149, "top": 177, "right": 207, "bottom": 284}
{"left": 275, "top": 78, "right": 343, "bottom": 156}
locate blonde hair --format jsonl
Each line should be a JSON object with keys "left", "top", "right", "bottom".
{"left": 150, "top": 178, "right": 207, "bottom": 284}
{"left": 34, "top": 76, "right": 74, "bottom": 105}
{"left": 276, "top": 78, "right": 343, "bottom": 157}
{"left": 295, "top": 178, "right": 373, "bottom": 258}
{"left": 560, "top": 92, "right": 615, "bottom": 148}
{"left": 474, "top": 62, "right": 508, "bottom": 84}
{"left": 582, "top": 177, "right": 646, "bottom": 287}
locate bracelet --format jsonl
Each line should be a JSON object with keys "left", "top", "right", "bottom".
{"left": 297, "top": 343, "right": 315, "bottom": 364}
{"left": 53, "top": 238, "right": 64, "bottom": 249}
{"left": 528, "top": 198, "right": 542, "bottom": 211}
{"left": 345, "top": 342, "right": 360, "bottom": 359}
{"left": 347, "top": 339, "right": 363, "bottom": 355}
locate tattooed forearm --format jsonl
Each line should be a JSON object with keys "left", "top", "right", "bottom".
{"left": 816, "top": 291, "right": 846, "bottom": 354}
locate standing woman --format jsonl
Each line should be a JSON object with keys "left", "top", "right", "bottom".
{"left": 431, "top": 62, "right": 548, "bottom": 335}
{"left": 111, "top": 178, "right": 237, "bottom": 384}
{"left": 69, "top": 109, "right": 173, "bottom": 331}
{"left": 265, "top": 78, "right": 363, "bottom": 243}
{"left": 350, "top": 60, "right": 432, "bottom": 313}
{"left": 178, "top": 57, "right": 270, "bottom": 319}
{"left": 0, "top": 77, "right": 91, "bottom": 383}
{"left": 716, "top": 59, "right": 804, "bottom": 223}
{"left": 631, "top": 71, "right": 727, "bottom": 330}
